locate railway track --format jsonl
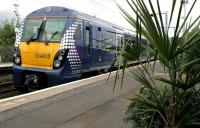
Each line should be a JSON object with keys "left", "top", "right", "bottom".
{"left": 0, "top": 82, "right": 14, "bottom": 91}
{"left": 0, "top": 65, "right": 20, "bottom": 99}
{"left": 0, "top": 82, "right": 21, "bottom": 99}
{"left": 0, "top": 64, "right": 12, "bottom": 74}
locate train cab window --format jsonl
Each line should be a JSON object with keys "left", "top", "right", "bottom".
{"left": 40, "top": 18, "right": 66, "bottom": 42}
{"left": 21, "top": 19, "right": 43, "bottom": 41}
{"left": 21, "top": 18, "right": 67, "bottom": 42}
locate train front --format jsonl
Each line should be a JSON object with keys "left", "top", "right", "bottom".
{"left": 13, "top": 7, "right": 79, "bottom": 89}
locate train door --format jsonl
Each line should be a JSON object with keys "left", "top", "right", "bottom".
{"left": 83, "top": 21, "right": 92, "bottom": 70}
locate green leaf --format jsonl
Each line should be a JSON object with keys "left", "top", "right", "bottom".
{"left": 129, "top": 67, "right": 154, "bottom": 90}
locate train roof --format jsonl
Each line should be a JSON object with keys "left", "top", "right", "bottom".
{"left": 26, "top": 6, "right": 134, "bottom": 34}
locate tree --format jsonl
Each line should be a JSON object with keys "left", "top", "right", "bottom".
{"left": 0, "top": 19, "right": 16, "bottom": 62}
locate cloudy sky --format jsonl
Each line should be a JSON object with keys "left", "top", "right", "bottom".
{"left": 1, "top": 0, "right": 200, "bottom": 30}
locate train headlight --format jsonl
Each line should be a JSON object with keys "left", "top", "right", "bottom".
{"left": 53, "top": 49, "right": 69, "bottom": 69}
{"left": 13, "top": 47, "right": 21, "bottom": 65}
{"left": 60, "top": 50, "right": 65, "bottom": 56}
{"left": 13, "top": 49, "right": 18, "bottom": 57}
{"left": 54, "top": 60, "right": 61, "bottom": 68}
{"left": 13, "top": 52, "right": 18, "bottom": 57}
{"left": 58, "top": 55, "right": 63, "bottom": 61}
{"left": 15, "top": 56, "right": 21, "bottom": 64}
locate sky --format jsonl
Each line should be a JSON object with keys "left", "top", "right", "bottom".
{"left": 1, "top": 0, "right": 200, "bottom": 30}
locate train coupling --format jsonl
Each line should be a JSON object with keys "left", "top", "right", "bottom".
{"left": 24, "top": 74, "right": 39, "bottom": 89}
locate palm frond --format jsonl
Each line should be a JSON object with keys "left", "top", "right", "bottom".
{"left": 129, "top": 67, "right": 155, "bottom": 89}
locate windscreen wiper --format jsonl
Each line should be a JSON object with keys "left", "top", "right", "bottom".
{"left": 26, "top": 19, "right": 46, "bottom": 44}
{"left": 37, "top": 19, "right": 46, "bottom": 39}
{"left": 27, "top": 35, "right": 35, "bottom": 44}
{"left": 45, "top": 31, "right": 59, "bottom": 45}
{"left": 27, "top": 32, "right": 39, "bottom": 44}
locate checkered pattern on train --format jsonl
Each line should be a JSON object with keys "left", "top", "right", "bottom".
{"left": 15, "top": 22, "right": 24, "bottom": 47}
{"left": 60, "top": 19, "right": 82, "bottom": 74}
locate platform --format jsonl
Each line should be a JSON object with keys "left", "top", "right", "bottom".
{"left": 0, "top": 63, "right": 13, "bottom": 69}
{"left": 0, "top": 62, "right": 164, "bottom": 128}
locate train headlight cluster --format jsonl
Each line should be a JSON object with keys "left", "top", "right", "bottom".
{"left": 15, "top": 56, "right": 21, "bottom": 64}
{"left": 53, "top": 49, "right": 68, "bottom": 69}
{"left": 60, "top": 50, "right": 65, "bottom": 55}
{"left": 13, "top": 51, "right": 18, "bottom": 57}
{"left": 54, "top": 60, "right": 61, "bottom": 68}
{"left": 13, "top": 47, "right": 21, "bottom": 65}
{"left": 58, "top": 55, "right": 63, "bottom": 61}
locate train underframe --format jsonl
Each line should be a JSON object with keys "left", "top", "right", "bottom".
{"left": 13, "top": 63, "right": 112, "bottom": 91}
{"left": 13, "top": 64, "right": 79, "bottom": 90}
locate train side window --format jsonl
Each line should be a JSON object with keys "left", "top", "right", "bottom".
{"left": 85, "top": 26, "right": 90, "bottom": 47}
{"left": 103, "top": 32, "right": 114, "bottom": 50}
{"left": 73, "top": 24, "right": 81, "bottom": 41}
{"left": 121, "top": 37, "right": 124, "bottom": 48}
{"left": 96, "top": 28, "right": 102, "bottom": 49}
{"left": 117, "top": 36, "right": 121, "bottom": 50}
{"left": 98, "top": 27, "right": 101, "bottom": 31}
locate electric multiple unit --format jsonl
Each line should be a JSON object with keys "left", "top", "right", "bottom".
{"left": 13, "top": 6, "right": 136, "bottom": 89}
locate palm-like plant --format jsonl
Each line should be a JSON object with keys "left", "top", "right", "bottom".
{"left": 116, "top": 0, "right": 200, "bottom": 127}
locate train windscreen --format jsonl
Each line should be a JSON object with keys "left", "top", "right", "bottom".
{"left": 21, "top": 18, "right": 67, "bottom": 42}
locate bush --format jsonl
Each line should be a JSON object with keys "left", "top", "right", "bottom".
{"left": 0, "top": 45, "right": 14, "bottom": 62}
{"left": 0, "top": 19, "right": 15, "bottom": 63}
{"left": 124, "top": 87, "right": 200, "bottom": 127}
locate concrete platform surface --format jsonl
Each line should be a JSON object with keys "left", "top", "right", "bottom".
{"left": 0, "top": 63, "right": 12, "bottom": 68}
{"left": 0, "top": 73, "right": 140, "bottom": 128}
{"left": 0, "top": 62, "right": 163, "bottom": 128}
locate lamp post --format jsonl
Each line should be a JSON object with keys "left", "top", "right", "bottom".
{"left": 151, "top": 12, "right": 168, "bottom": 33}
{"left": 13, "top": 0, "right": 20, "bottom": 28}
{"left": 182, "top": 0, "right": 189, "bottom": 40}
{"left": 163, "top": 11, "right": 168, "bottom": 33}
{"left": 182, "top": 0, "right": 188, "bottom": 19}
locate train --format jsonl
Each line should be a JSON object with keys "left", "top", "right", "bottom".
{"left": 13, "top": 6, "right": 143, "bottom": 90}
